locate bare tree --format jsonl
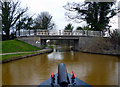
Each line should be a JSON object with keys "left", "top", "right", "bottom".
{"left": 63, "top": 2, "right": 120, "bottom": 32}
{"left": 34, "top": 12, "right": 55, "bottom": 30}
{"left": 16, "top": 15, "right": 34, "bottom": 36}
{"left": 109, "top": 29, "right": 120, "bottom": 48}
{"left": 2, "top": 0, "right": 28, "bottom": 40}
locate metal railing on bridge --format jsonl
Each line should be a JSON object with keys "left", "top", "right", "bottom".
{"left": 16, "top": 29, "right": 103, "bottom": 37}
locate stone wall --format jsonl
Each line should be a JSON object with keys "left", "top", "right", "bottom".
{"left": 17, "top": 36, "right": 120, "bottom": 55}
{"left": 17, "top": 36, "right": 41, "bottom": 48}
{"left": 78, "top": 37, "right": 98, "bottom": 51}
{"left": 72, "top": 37, "right": 98, "bottom": 51}
{"left": 17, "top": 36, "right": 103, "bottom": 52}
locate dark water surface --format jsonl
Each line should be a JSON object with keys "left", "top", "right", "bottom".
{"left": 2, "top": 46, "right": 119, "bottom": 85}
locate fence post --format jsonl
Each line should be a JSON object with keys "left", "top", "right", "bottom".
{"left": 34, "top": 29, "right": 36, "bottom": 36}
{"left": 29, "top": 29, "right": 30, "bottom": 36}
{"left": 82, "top": 30, "right": 84, "bottom": 36}
{"left": 21, "top": 30, "right": 24, "bottom": 36}
{"left": 59, "top": 30, "right": 61, "bottom": 35}
{"left": 71, "top": 30, "right": 73, "bottom": 35}
{"left": 87, "top": 30, "right": 88, "bottom": 36}
{"left": 99, "top": 31, "right": 101, "bottom": 37}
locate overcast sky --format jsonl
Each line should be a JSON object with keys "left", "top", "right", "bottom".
{"left": 19, "top": 0, "right": 120, "bottom": 31}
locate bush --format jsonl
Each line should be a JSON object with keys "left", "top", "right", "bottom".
{"left": 49, "top": 45, "right": 53, "bottom": 49}
{"left": 109, "top": 29, "right": 120, "bottom": 47}
{"left": 43, "top": 45, "right": 47, "bottom": 48}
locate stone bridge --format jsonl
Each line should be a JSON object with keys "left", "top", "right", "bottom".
{"left": 17, "top": 35, "right": 99, "bottom": 51}
{"left": 17, "top": 30, "right": 103, "bottom": 50}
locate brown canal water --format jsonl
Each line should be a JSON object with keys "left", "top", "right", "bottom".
{"left": 2, "top": 46, "right": 119, "bottom": 85}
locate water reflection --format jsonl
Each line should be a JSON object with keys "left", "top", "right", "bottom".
{"left": 47, "top": 52, "right": 63, "bottom": 60}
{"left": 2, "top": 45, "right": 118, "bottom": 85}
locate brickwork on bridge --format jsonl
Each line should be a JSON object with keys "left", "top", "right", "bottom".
{"left": 17, "top": 36, "right": 99, "bottom": 51}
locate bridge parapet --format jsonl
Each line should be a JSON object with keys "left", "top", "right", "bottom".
{"left": 37, "top": 30, "right": 49, "bottom": 35}
{"left": 16, "top": 29, "right": 103, "bottom": 37}
{"left": 63, "top": 30, "right": 72, "bottom": 35}
{"left": 73, "top": 30, "right": 102, "bottom": 37}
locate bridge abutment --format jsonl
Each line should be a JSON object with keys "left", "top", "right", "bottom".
{"left": 17, "top": 36, "right": 99, "bottom": 51}
{"left": 74, "top": 39, "right": 80, "bottom": 51}
{"left": 17, "top": 36, "right": 41, "bottom": 48}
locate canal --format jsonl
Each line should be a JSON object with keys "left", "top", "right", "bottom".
{"left": 2, "top": 46, "right": 119, "bottom": 85}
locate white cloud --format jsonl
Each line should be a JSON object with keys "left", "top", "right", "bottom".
{"left": 19, "top": 0, "right": 85, "bottom": 30}
{"left": 20, "top": 0, "right": 119, "bottom": 31}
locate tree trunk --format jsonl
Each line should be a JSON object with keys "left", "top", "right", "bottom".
{"left": 29, "top": 29, "right": 30, "bottom": 36}
{"left": 6, "top": 28, "right": 10, "bottom": 40}
{"left": 19, "top": 30, "right": 20, "bottom": 36}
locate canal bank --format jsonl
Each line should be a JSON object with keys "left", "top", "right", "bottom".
{"left": 18, "top": 36, "right": 120, "bottom": 56}
{"left": 72, "top": 46, "right": 120, "bottom": 57}
{"left": 1, "top": 39, "right": 53, "bottom": 63}
{"left": 79, "top": 50, "right": 120, "bottom": 57}
{"left": 1, "top": 48, "right": 53, "bottom": 63}
{"left": 72, "top": 37, "right": 120, "bottom": 56}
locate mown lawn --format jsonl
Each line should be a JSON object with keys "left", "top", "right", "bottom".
{"left": 2, "top": 39, "right": 40, "bottom": 53}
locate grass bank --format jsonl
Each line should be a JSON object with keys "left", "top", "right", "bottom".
{"left": 2, "top": 39, "right": 40, "bottom": 53}
{"left": 1, "top": 39, "right": 53, "bottom": 63}
{"left": 2, "top": 52, "right": 36, "bottom": 60}
{"left": 1, "top": 49, "right": 53, "bottom": 63}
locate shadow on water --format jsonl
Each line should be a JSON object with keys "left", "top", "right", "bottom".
{"left": 2, "top": 45, "right": 119, "bottom": 85}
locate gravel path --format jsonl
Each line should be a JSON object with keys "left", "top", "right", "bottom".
{"left": 0, "top": 49, "right": 50, "bottom": 55}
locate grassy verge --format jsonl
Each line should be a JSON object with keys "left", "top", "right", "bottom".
{"left": 2, "top": 39, "right": 40, "bottom": 53}
{"left": 1, "top": 49, "right": 53, "bottom": 63}
{"left": 1, "top": 39, "right": 53, "bottom": 63}
{"left": 2, "top": 52, "right": 36, "bottom": 61}
{"left": 49, "top": 45, "right": 53, "bottom": 49}
{"left": 43, "top": 45, "right": 53, "bottom": 49}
